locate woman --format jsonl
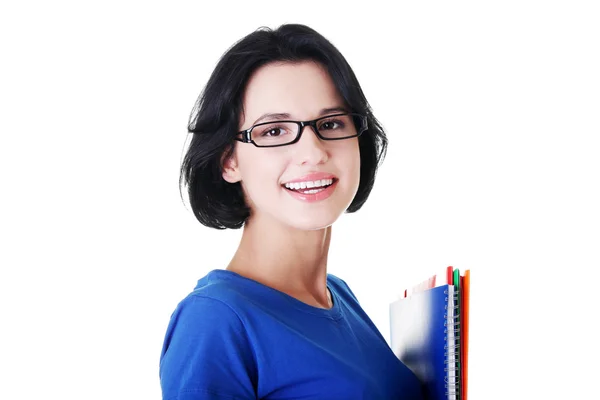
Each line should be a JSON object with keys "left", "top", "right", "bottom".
{"left": 159, "top": 24, "right": 423, "bottom": 399}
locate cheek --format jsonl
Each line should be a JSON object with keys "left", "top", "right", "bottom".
{"left": 343, "top": 142, "right": 362, "bottom": 184}
{"left": 238, "top": 151, "right": 284, "bottom": 198}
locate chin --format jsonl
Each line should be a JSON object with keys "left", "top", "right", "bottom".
{"left": 288, "top": 194, "right": 357, "bottom": 231}
{"left": 283, "top": 210, "right": 342, "bottom": 231}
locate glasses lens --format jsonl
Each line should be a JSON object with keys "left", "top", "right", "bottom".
{"left": 316, "top": 114, "right": 360, "bottom": 139}
{"left": 252, "top": 122, "right": 299, "bottom": 147}
{"left": 250, "top": 114, "right": 366, "bottom": 147}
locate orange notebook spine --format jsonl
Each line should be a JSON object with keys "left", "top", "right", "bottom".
{"left": 461, "top": 270, "right": 470, "bottom": 400}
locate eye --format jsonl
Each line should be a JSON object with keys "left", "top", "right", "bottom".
{"left": 319, "top": 119, "right": 344, "bottom": 130}
{"left": 252, "top": 122, "right": 297, "bottom": 143}
{"left": 258, "top": 125, "right": 293, "bottom": 137}
{"left": 262, "top": 127, "right": 285, "bottom": 137}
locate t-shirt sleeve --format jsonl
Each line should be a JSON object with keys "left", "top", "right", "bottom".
{"left": 159, "top": 295, "right": 257, "bottom": 400}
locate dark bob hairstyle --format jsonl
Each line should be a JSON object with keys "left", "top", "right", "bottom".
{"left": 180, "top": 23, "right": 388, "bottom": 229}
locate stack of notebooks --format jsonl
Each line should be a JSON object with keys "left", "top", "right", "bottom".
{"left": 390, "top": 266, "right": 470, "bottom": 400}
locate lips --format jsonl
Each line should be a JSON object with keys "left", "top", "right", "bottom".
{"left": 283, "top": 178, "right": 336, "bottom": 192}
{"left": 282, "top": 172, "right": 338, "bottom": 185}
{"left": 282, "top": 178, "right": 338, "bottom": 203}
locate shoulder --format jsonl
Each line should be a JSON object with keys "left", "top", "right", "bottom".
{"left": 187, "top": 274, "right": 255, "bottom": 316}
{"left": 161, "top": 292, "right": 251, "bottom": 361}
{"left": 164, "top": 274, "right": 269, "bottom": 340}
{"left": 163, "top": 278, "right": 256, "bottom": 343}
{"left": 160, "top": 292, "right": 258, "bottom": 399}
{"left": 327, "top": 273, "right": 361, "bottom": 304}
{"left": 327, "top": 273, "right": 346, "bottom": 288}
{"left": 174, "top": 292, "right": 243, "bottom": 326}
{"left": 162, "top": 270, "right": 259, "bottom": 347}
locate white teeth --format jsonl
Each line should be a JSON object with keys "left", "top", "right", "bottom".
{"left": 284, "top": 178, "right": 334, "bottom": 190}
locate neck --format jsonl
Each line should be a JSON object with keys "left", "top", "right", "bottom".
{"left": 225, "top": 213, "right": 333, "bottom": 308}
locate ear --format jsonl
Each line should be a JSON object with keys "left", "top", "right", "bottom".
{"left": 221, "top": 151, "right": 242, "bottom": 183}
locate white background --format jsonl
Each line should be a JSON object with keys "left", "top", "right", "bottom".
{"left": 1, "top": 1, "right": 598, "bottom": 398}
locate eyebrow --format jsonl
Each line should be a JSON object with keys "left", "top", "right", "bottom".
{"left": 252, "top": 106, "right": 349, "bottom": 126}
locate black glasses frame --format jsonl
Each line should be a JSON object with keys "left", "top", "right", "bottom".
{"left": 234, "top": 112, "right": 368, "bottom": 148}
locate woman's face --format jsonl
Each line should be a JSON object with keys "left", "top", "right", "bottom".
{"left": 222, "top": 61, "right": 361, "bottom": 231}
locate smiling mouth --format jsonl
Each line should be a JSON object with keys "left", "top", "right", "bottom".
{"left": 282, "top": 178, "right": 338, "bottom": 194}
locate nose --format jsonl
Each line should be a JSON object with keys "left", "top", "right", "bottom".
{"left": 294, "top": 124, "right": 329, "bottom": 165}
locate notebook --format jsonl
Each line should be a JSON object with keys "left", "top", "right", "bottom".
{"left": 461, "top": 270, "right": 470, "bottom": 400}
{"left": 390, "top": 268, "right": 470, "bottom": 400}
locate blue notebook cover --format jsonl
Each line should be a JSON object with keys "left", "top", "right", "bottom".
{"left": 390, "top": 284, "right": 458, "bottom": 400}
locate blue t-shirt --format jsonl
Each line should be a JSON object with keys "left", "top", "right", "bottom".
{"left": 159, "top": 269, "right": 423, "bottom": 399}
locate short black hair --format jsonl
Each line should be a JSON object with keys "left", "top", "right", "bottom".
{"left": 180, "top": 23, "right": 388, "bottom": 229}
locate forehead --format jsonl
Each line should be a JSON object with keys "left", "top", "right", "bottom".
{"left": 240, "top": 61, "right": 345, "bottom": 127}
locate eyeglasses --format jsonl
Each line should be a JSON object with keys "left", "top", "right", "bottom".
{"left": 234, "top": 112, "right": 368, "bottom": 148}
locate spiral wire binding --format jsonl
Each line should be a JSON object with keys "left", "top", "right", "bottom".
{"left": 443, "top": 289, "right": 461, "bottom": 398}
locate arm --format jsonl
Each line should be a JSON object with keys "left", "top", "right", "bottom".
{"left": 159, "top": 295, "right": 257, "bottom": 400}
